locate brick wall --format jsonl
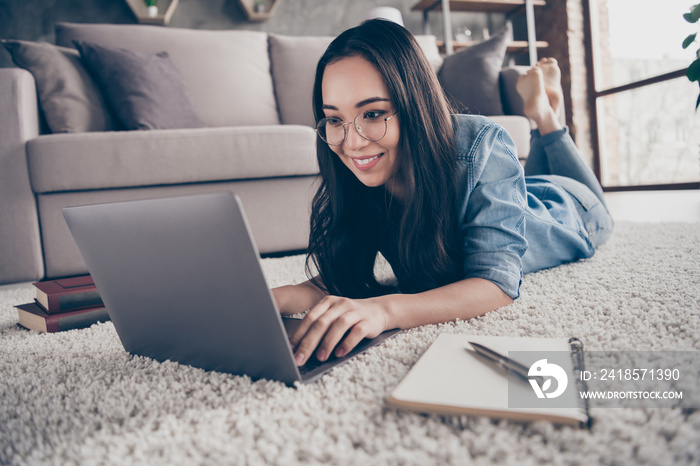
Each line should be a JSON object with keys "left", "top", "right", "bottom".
{"left": 536, "top": 0, "right": 595, "bottom": 168}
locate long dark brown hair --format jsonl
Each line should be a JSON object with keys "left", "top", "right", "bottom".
{"left": 307, "top": 19, "right": 463, "bottom": 297}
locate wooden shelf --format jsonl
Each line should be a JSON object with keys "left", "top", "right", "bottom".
{"left": 438, "top": 39, "right": 549, "bottom": 54}
{"left": 412, "top": 0, "right": 547, "bottom": 62}
{"left": 124, "top": 0, "right": 179, "bottom": 25}
{"left": 236, "top": 0, "right": 281, "bottom": 21}
{"left": 412, "top": 0, "right": 545, "bottom": 14}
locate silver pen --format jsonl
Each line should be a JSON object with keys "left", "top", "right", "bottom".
{"left": 467, "top": 341, "right": 543, "bottom": 384}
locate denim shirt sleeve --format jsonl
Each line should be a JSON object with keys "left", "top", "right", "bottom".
{"left": 453, "top": 115, "right": 528, "bottom": 299}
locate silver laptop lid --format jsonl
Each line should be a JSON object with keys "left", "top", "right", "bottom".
{"left": 63, "top": 192, "right": 302, "bottom": 384}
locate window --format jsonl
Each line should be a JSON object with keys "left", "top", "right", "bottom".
{"left": 588, "top": 0, "right": 700, "bottom": 189}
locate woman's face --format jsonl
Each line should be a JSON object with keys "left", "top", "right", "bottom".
{"left": 321, "top": 55, "right": 403, "bottom": 196}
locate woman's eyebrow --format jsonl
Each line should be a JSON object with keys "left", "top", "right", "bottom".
{"left": 355, "top": 97, "right": 391, "bottom": 108}
{"left": 322, "top": 97, "right": 391, "bottom": 111}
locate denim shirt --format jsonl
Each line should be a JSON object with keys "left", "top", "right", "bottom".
{"left": 453, "top": 114, "right": 596, "bottom": 299}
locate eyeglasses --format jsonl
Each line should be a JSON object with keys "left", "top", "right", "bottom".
{"left": 315, "top": 110, "right": 397, "bottom": 146}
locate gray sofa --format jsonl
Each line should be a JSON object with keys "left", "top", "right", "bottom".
{"left": 0, "top": 22, "right": 534, "bottom": 285}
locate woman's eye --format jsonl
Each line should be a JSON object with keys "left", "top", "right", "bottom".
{"left": 326, "top": 117, "right": 343, "bottom": 127}
{"left": 363, "top": 110, "right": 386, "bottom": 121}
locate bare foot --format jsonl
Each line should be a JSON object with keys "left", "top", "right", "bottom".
{"left": 536, "top": 57, "right": 564, "bottom": 115}
{"left": 516, "top": 66, "right": 561, "bottom": 135}
{"left": 516, "top": 67, "right": 551, "bottom": 121}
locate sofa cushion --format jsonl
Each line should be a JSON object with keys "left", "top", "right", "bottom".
{"left": 269, "top": 35, "right": 334, "bottom": 127}
{"left": 499, "top": 66, "right": 527, "bottom": 117}
{"left": 269, "top": 34, "right": 444, "bottom": 127}
{"left": 74, "top": 41, "right": 204, "bottom": 131}
{"left": 27, "top": 126, "right": 318, "bottom": 193}
{"left": 55, "top": 22, "right": 280, "bottom": 127}
{"left": 1, "top": 40, "right": 117, "bottom": 133}
{"left": 438, "top": 23, "right": 512, "bottom": 116}
{"left": 37, "top": 177, "right": 317, "bottom": 277}
{"left": 488, "top": 115, "right": 532, "bottom": 161}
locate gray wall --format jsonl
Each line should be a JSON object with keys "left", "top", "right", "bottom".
{"left": 1, "top": 0, "right": 503, "bottom": 68}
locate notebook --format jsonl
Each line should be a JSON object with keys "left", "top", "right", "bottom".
{"left": 387, "top": 333, "right": 590, "bottom": 427}
{"left": 63, "top": 192, "right": 400, "bottom": 386}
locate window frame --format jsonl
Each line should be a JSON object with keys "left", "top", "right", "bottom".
{"left": 583, "top": 0, "right": 700, "bottom": 191}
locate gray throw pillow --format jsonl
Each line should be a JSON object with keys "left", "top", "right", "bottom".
{"left": 74, "top": 40, "right": 204, "bottom": 131}
{"left": 2, "top": 39, "right": 117, "bottom": 133}
{"left": 438, "top": 23, "right": 512, "bottom": 116}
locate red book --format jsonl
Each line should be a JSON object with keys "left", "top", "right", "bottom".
{"left": 32, "top": 275, "right": 103, "bottom": 314}
{"left": 15, "top": 302, "right": 110, "bottom": 333}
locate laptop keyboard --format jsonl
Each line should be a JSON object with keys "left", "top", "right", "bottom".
{"left": 298, "top": 353, "right": 341, "bottom": 375}
{"left": 282, "top": 316, "right": 402, "bottom": 378}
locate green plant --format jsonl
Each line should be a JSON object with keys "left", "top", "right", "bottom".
{"left": 682, "top": 3, "right": 700, "bottom": 109}
{"left": 145, "top": 0, "right": 157, "bottom": 7}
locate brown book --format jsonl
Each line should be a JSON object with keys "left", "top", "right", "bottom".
{"left": 15, "top": 302, "right": 110, "bottom": 333}
{"left": 32, "top": 275, "right": 103, "bottom": 314}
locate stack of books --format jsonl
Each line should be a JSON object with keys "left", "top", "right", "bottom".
{"left": 14, "top": 275, "right": 110, "bottom": 333}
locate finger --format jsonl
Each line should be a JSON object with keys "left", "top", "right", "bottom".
{"left": 334, "top": 321, "right": 372, "bottom": 358}
{"left": 291, "top": 299, "right": 346, "bottom": 365}
{"left": 316, "top": 311, "right": 362, "bottom": 361}
{"left": 288, "top": 298, "right": 331, "bottom": 348}
{"left": 294, "top": 316, "right": 342, "bottom": 366}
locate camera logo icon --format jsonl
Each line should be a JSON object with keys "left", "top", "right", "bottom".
{"left": 528, "top": 359, "right": 568, "bottom": 399}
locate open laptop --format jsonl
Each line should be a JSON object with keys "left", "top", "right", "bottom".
{"left": 63, "top": 192, "right": 400, "bottom": 385}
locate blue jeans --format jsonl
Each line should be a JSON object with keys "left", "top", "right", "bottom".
{"left": 524, "top": 128, "right": 614, "bottom": 248}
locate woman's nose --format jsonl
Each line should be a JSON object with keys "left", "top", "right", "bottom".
{"left": 343, "top": 123, "right": 369, "bottom": 150}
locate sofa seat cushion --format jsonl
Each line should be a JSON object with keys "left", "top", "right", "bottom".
{"left": 27, "top": 125, "right": 318, "bottom": 194}
{"left": 488, "top": 115, "right": 532, "bottom": 162}
{"left": 55, "top": 23, "right": 279, "bottom": 128}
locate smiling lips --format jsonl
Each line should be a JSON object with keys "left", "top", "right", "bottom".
{"left": 351, "top": 154, "right": 383, "bottom": 171}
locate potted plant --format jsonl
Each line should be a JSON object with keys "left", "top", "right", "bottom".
{"left": 145, "top": 0, "right": 158, "bottom": 17}
{"left": 682, "top": 3, "right": 700, "bottom": 109}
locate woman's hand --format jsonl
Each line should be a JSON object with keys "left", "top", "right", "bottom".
{"left": 280, "top": 277, "right": 512, "bottom": 367}
{"left": 272, "top": 279, "right": 328, "bottom": 315}
{"left": 288, "top": 295, "right": 389, "bottom": 366}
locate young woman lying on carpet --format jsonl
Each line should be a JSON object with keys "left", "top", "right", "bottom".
{"left": 272, "top": 19, "right": 613, "bottom": 367}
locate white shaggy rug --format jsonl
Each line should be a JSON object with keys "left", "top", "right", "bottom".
{"left": 1, "top": 222, "right": 699, "bottom": 465}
